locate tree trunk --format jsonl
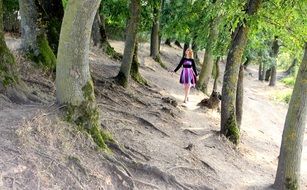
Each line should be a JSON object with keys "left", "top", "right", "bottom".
{"left": 192, "top": 36, "right": 200, "bottom": 65}
{"left": 221, "top": 0, "right": 261, "bottom": 145}
{"left": 269, "top": 36, "right": 279, "bottom": 86}
{"left": 56, "top": 0, "right": 108, "bottom": 149}
{"left": 236, "top": 65, "right": 244, "bottom": 128}
{"left": 213, "top": 57, "right": 220, "bottom": 92}
{"left": 273, "top": 42, "right": 307, "bottom": 190}
{"left": 165, "top": 38, "right": 171, "bottom": 47}
{"left": 131, "top": 40, "right": 147, "bottom": 85}
{"left": 116, "top": 0, "right": 141, "bottom": 87}
{"left": 258, "top": 60, "right": 263, "bottom": 80}
{"left": 197, "top": 16, "right": 220, "bottom": 94}
{"left": 174, "top": 40, "right": 182, "bottom": 48}
{"left": 0, "top": 0, "right": 17, "bottom": 87}
{"left": 265, "top": 68, "right": 271, "bottom": 81}
{"left": 150, "top": 0, "right": 162, "bottom": 66}
{"left": 92, "top": 12, "right": 101, "bottom": 46}
{"left": 18, "top": 0, "right": 56, "bottom": 70}
{"left": 243, "top": 56, "right": 251, "bottom": 69}
{"left": 269, "top": 65, "right": 277, "bottom": 86}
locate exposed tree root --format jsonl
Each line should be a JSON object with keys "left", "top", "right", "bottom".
{"left": 3, "top": 81, "right": 44, "bottom": 104}
{"left": 124, "top": 145, "right": 151, "bottom": 161}
{"left": 135, "top": 116, "right": 170, "bottom": 137}
{"left": 125, "top": 160, "right": 192, "bottom": 190}
{"left": 133, "top": 178, "right": 160, "bottom": 189}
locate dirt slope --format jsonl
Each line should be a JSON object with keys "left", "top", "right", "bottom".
{"left": 0, "top": 36, "right": 306, "bottom": 190}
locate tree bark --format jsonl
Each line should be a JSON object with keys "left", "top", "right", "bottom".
{"left": 0, "top": 0, "right": 17, "bottom": 87}
{"left": 91, "top": 12, "right": 101, "bottom": 46}
{"left": 197, "top": 16, "right": 220, "bottom": 94}
{"left": 18, "top": 0, "right": 56, "bottom": 70}
{"left": 273, "top": 42, "right": 307, "bottom": 190}
{"left": 258, "top": 60, "right": 263, "bottom": 80}
{"left": 269, "top": 65, "right": 277, "bottom": 86}
{"left": 213, "top": 57, "right": 220, "bottom": 92}
{"left": 243, "top": 56, "right": 251, "bottom": 69}
{"left": 131, "top": 40, "right": 147, "bottom": 85}
{"left": 116, "top": 0, "right": 141, "bottom": 87}
{"left": 221, "top": 0, "right": 261, "bottom": 145}
{"left": 265, "top": 68, "right": 271, "bottom": 81}
{"left": 56, "top": 0, "right": 109, "bottom": 149}
{"left": 236, "top": 65, "right": 244, "bottom": 128}
{"left": 269, "top": 36, "right": 280, "bottom": 86}
{"left": 150, "top": 0, "right": 162, "bottom": 64}
{"left": 192, "top": 36, "right": 200, "bottom": 65}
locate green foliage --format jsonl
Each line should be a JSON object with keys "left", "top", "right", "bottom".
{"left": 281, "top": 76, "right": 295, "bottom": 86}
{"left": 273, "top": 90, "right": 292, "bottom": 104}
{"left": 0, "top": 41, "right": 17, "bottom": 86}
{"left": 102, "top": 0, "right": 129, "bottom": 39}
{"left": 62, "top": 0, "right": 68, "bottom": 9}
{"left": 3, "top": 0, "right": 18, "bottom": 12}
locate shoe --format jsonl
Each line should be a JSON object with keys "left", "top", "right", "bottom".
{"left": 187, "top": 97, "right": 189, "bottom": 102}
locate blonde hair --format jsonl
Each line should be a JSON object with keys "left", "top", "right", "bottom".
{"left": 185, "top": 48, "right": 193, "bottom": 59}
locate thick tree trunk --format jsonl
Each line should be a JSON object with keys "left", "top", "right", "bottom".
{"left": 221, "top": 0, "right": 261, "bottom": 145}
{"left": 116, "top": 0, "right": 141, "bottom": 87}
{"left": 265, "top": 68, "right": 271, "bottom": 81}
{"left": 269, "top": 66, "right": 277, "bottom": 86}
{"left": 150, "top": 0, "right": 162, "bottom": 65}
{"left": 56, "top": 0, "right": 108, "bottom": 149}
{"left": 131, "top": 40, "right": 147, "bottom": 85}
{"left": 269, "top": 36, "right": 279, "bottom": 86}
{"left": 18, "top": 0, "right": 56, "bottom": 70}
{"left": 0, "top": 0, "right": 17, "bottom": 86}
{"left": 213, "top": 57, "right": 220, "bottom": 92}
{"left": 165, "top": 38, "right": 172, "bottom": 47}
{"left": 197, "top": 16, "right": 220, "bottom": 94}
{"left": 273, "top": 42, "right": 307, "bottom": 190}
{"left": 174, "top": 40, "right": 182, "bottom": 48}
{"left": 236, "top": 65, "right": 244, "bottom": 128}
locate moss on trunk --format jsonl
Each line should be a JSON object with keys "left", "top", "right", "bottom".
{"left": 130, "top": 42, "right": 147, "bottom": 85}
{"left": 36, "top": 33, "right": 56, "bottom": 70}
{"left": 0, "top": 40, "right": 17, "bottom": 86}
{"left": 225, "top": 111, "right": 239, "bottom": 145}
{"left": 65, "top": 80, "right": 112, "bottom": 151}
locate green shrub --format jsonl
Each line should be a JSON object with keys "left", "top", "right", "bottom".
{"left": 281, "top": 77, "right": 295, "bottom": 86}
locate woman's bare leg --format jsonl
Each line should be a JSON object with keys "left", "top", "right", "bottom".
{"left": 184, "top": 85, "right": 188, "bottom": 103}
{"left": 187, "top": 85, "right": 191, "bottom": 101}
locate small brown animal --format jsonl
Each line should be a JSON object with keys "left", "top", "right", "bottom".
{"left": 197, "top": 91, "right": 221, "bottom": 109}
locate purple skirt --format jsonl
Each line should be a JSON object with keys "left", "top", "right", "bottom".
{"left": 179, "top": 68, "right": 196, "bottom": 86}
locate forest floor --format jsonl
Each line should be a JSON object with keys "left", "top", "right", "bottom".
{"left": 0, "top": 35, "right": 306, "bottom": 190}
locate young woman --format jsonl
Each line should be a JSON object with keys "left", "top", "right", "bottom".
{"left": 173, "top": 48, "right": 198, "bottom": 103}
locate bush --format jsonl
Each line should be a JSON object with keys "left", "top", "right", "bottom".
{"left": 273, "top": 90, "right": 292, "bottom": 104}
{"left": 281, "top": 77, "right": 295, "bottom": 86}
